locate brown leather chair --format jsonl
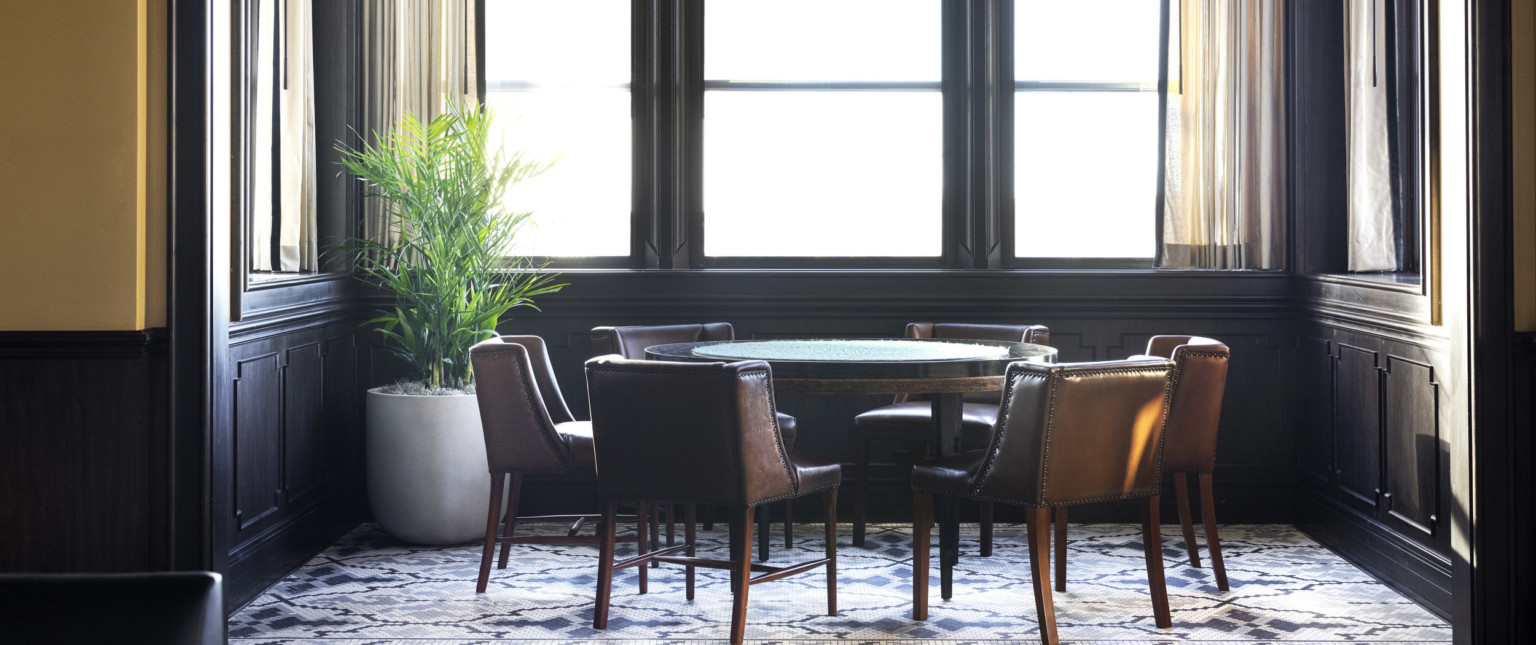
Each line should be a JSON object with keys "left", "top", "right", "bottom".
{"left": 468, "top": 335, "right": 644, "bottom": 594}
{"left": 585, "top": 356, "right": 842, "bottom": 645}
{"left": 1057, "top": 335, "right": 1232, "bottom": 590}
{"left": 0, "top": 571, "right": 224, "bottom": 645}
{"left": 912, "top": 359, "right": 1176, "bottom": 645}
{"left": 591, "top": 323, "right": 799, "bottom": 561}
{"left": 851, "top": 322, "right": 1050, "bottom": 551}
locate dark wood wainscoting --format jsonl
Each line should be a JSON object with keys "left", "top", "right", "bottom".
{"left": 0, "top": 330, "right": 170, "bottom": 572}
{"left": 219, "top": 309, "right": 366, "bottom": 608}
{"left": 1292, "top": 280, "right": 1453, "bottom": 618}
{"left": 1512, "top": 332, "right": 1536, "bottom": 632}
{"left": 491, "top": 270, "right": 1296, "bottom": 527}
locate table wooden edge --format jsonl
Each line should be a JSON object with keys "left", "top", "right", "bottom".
{"left": 768, "top": 375, "right": 1006, "bottom": 395}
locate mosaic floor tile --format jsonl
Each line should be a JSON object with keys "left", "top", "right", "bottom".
{"left": 230, "top": 523, "right": 1449, "bottom": 644}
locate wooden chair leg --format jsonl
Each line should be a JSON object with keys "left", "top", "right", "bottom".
{"left": 684, "top": 503, "right": 697, "bottom": 601}
{"left": 498, "top": 473, "right": 522, "bottom": 569}
{"left": 728, "top": 509, "right": 743, "bottom": 593}
{"left": 476, "top": 472, "right": 505, "bottom": 593}
{"left": 666, "top": 502, "right": 676, "bottom": 548}
{"left": 783, "top": 498, "right": 794, "bottom": 549}
{"left": 1174, "top": 472, "right": 1201, "bottom": 568}
{"left": 1199, "top": 472, "right": 1229, "bottom": 590}
{"left": 912, "top": 490, "right": 933, "bottom": 620}
{"left": 823, "top": 489, "right": 838, "bottom": 616}
{"left": 703, "top": 505, "right": 714, "bottom": 532}
{"left": 980, "top": 501, "right": 994, "bottom": 557}
{"left": 1054, "top": 506, "right": 1067, "bottom": 592}
{"left": 730, "top": 506, "right": 755, "bottom": 645}
{"left": 636, "top": 499, "right": 649, "bottom": 594}
{"left": 649, "top": 499, "right": 662, "bottom": 568}
{"left": 758, "top": 502, "right": 771, "bottom": 561}
{"left": 853, "top": 437, "right": 870, "bottom": 546}
{"left": 1141, "top": 495, "right": 1172, "bottom": 628}
{"left": 593, "top": 498, "right": 617, "bottom": 629}
{"left": 1026, "top": 507, "right": 1059, "bottom": 645}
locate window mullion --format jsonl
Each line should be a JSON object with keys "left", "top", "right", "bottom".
{"left": 948, "top": 0, "right": 1009, "bottom": 269}
{"left": 637, "top": 0, "right": 697, "bottom": 269}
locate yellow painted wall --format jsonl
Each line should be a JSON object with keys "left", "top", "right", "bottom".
{"left": 0, "top": 0, "right": 166, "bottom": 331}
{"left": 1515, "top": 1, "right": 1536, "bottom": 332}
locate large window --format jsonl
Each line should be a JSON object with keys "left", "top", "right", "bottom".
{"left": 1013, "top": 0, "right": 1162, "bottom": 261}
{"left": 703, "top": 1, "right": 942, "bottom": 259}
{"left": 481, "top": 1, "right": 1165, "bottom": 268}
{"left": 483, "top": 0, "right": 631, "bottom": 258}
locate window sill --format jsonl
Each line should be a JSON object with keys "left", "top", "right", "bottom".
{"left": 1303, "top": 271, "right": 1424, "bottom": 294}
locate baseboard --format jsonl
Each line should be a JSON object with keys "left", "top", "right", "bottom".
{"left": 225, "top": 485, "right": 363, "bottom": 612}
{"left": 1296, "top": 487, "right": 1452, "bottom": 619}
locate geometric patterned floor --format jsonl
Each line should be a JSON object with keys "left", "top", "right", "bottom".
{"left": 229, "top": 522, "right": 1450, "bottom": 644}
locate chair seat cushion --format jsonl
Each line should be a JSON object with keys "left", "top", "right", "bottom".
{"left": 787, "top": 451, "right": 841, "bottom": 496}
{"left": 853, "top": 401, "right": 996, "bottom": 439}
{"left": 557, "top": 421, "right": 596, "bottom": 472}
{"left": 776, "top": 412, "right": 798, "bottom": 448}
{"left": 911, "top": 451, "right": 986, "bottom": 496}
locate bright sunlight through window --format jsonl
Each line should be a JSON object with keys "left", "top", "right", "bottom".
{"left": 703, "top": 0, "right": 942, "bottom": 258}
{"left": 1014, "top": 0, "right": 1162, "bottom": 259}
{"left": 484, "top": 0, "right": 631, "bottom": 258}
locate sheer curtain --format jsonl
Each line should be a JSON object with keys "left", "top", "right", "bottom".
{"left": 362, "top": 0, "right": 478, "bottom": 247}
{"left": 1345, "top": 0, "right": 1398, "bottom": 271}
{"left": 279, "top": 0, "right": 317, "bottom": 272}
{"left": 1159, "top": 0, "right": 1286, "bottom": 270}
{"left": 251, "top": 0, "right": 318, "bottom": 272}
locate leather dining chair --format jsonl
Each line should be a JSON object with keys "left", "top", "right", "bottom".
{"left": 1055, "top": 336, "right": 1232, "bottom": 590}
{"left": 852, "top": 322, "right": 1050, "bottom": 552}
{"left": 911, "top": 359, "right": 1176, "bottom": 645}
{"left": 585, "top": 356, "right": 842, "bottom": 645}
{"left": 591, "top": 323, "right": 800, "bottom": 562}
{"left": 0, "top": 571, "right": 224, "bottom": 645}
{"left": 469, "top": 335, "right": 644, "bottom": 594}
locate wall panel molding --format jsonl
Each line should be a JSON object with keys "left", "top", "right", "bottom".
{"left": 1294, "top": 317, "right": 1453, "bottom": 617}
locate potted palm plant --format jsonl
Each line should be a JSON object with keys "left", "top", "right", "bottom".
{"left": 338, "top": 99, "right": 563, "bottom": 544}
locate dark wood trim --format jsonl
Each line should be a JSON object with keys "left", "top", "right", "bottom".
{"left": 0, "top": 333, "right": 172, "bottom": 573}
{"left": 1512, "top": 332, "right": 1536, "bottom": 643}
{"left": 223, "top": 484, "right": 361, "bottom": 610}
{"left": 1298, "top": 486, "right": 1452, "bottom": 619}
{"left": 168, "top": 0, "right": 213, "bottom": 575}
{"left": 0, "top": 329, "right": 167, "bottom": 358}
{"left": 1468, "top": 1, "right": 1520, "bottom": 642}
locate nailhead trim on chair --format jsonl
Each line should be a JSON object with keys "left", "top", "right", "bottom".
{"left": 588, "top": 363, "right": 800, "bottom": 507}
{"left": 477, "top": 343, "right": 574, "bottom": 471}
{"left": 927, "top": 363, "right": 1176, "bottom": 508}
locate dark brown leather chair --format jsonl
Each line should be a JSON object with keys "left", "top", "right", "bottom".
{"left": 591, "top": 323, "right": 799, "bottom": 561}
{"left": 469, "top": 335, "right": 643, "bottom": 594}
{"left": 851, "top": 322, "right": 1050, "bottom": 551}
{"left": 1057, "top": 335, "right": 1232, "bottom": 590}
{"left": 585, "top": 356, "right": 841, "bottom": 645}
{"left": 0, "top": 572, "right": 224, "bottom": 645}
{"left": 912, "top": 359, "right": 1176, "bottom": 645}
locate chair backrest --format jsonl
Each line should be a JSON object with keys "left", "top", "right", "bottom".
{"left": 973, "top": 359, "right": 1174, "bottom": 507}
{"left": 0, "top": 571, "right": 224, "bottom": 645}
{"left": 470, "top": 335, "right": 578, "bottom": 473}
{"left": 585, "top": 356, "right": 796, "bottom": 507}
{"left": 899, "top": 322, "right": 1052, "bottom": 404}
{"left": 1145, "top": 335, "right": 1230, "bottom": 472}
{"left": 590, "top": 323, "right": 736, "bottom": 359}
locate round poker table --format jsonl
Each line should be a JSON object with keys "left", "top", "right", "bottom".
{"left": 643, "top": 338, "right": 1058, "bottom": 395}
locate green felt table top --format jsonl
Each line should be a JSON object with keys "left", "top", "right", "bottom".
{"left": 690, "top": 339, "right": 1012, "bottom": 362}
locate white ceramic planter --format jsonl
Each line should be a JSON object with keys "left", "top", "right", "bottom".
{"left": 366, "top": 388, "right": 492, "bottom": 544}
